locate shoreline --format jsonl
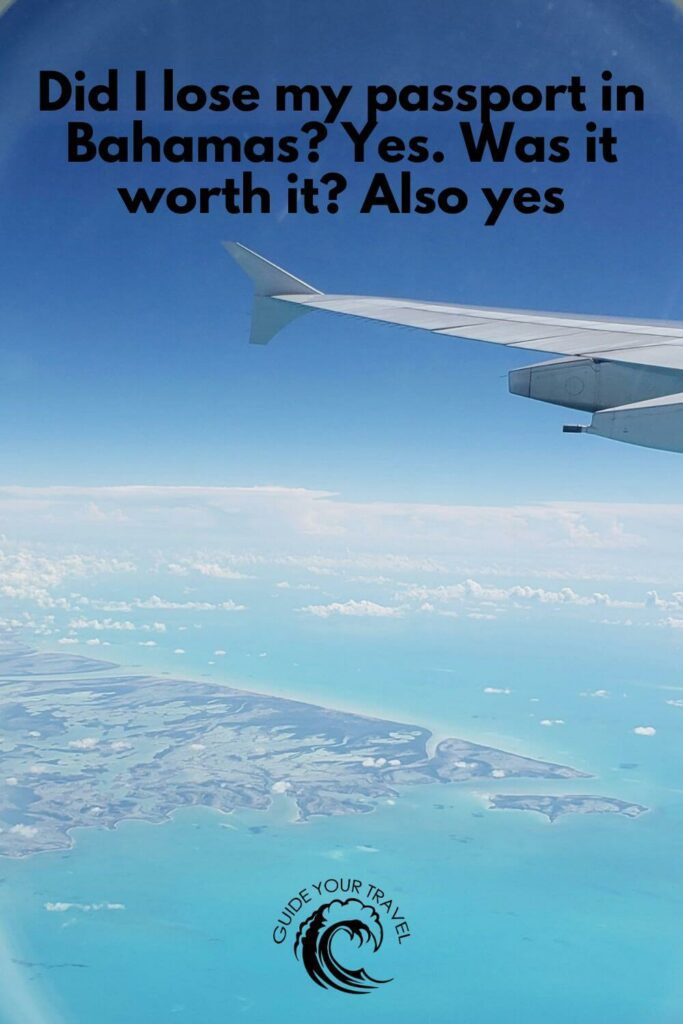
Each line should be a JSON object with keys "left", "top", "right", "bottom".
{"left": 0, "top": 639, "right": 652, "bottom": 860}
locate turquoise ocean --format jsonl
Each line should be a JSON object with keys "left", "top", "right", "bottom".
{"left": 2, "top": 613, "right": 683, "bottom": 1023}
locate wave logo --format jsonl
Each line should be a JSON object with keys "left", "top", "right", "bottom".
{"left": 274, "top": 879, "right": 410, "bottom": 995}
{"left": 294, "top": 898, "right": 392, "bottom": 995}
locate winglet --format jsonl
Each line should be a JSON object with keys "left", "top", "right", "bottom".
{"left": 223, "top": 241, "right": 321, "bottom": 296}
{"left": 224, "top": 241, "right": 322, "bottom": 344}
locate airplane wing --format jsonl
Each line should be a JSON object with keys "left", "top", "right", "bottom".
{"left": 224, "top": 241, "right": 683, "bottom": 453}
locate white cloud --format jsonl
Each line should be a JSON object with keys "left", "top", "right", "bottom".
{"left": 68, "top": 737, "right": 99, "bottom": 750}
{"left": 539, "top": 719, "right": 565, "bottom": 727}
{"left": 0, "top": 546, "right": 136, "bottom": 610}
{"left": 483, "top": 687, "right": 511, "bottom": 694}
{"left": 167, "top": 561, "right": 251, "bottom": 580}
{"left": 9, "top": 824, "right": 38, "bottom": 838}
{"left": 400, "top": 578, "right": 639, "bottom": 611}
{"left": 44, "top": 902, "right": 125, "bottom": 912}
{"left": 68, "top": 616, "right": 132, "bottom": 631}
{"left": 132, "top": 595, "right": 245, "bottom": 612}
{"left": 173, "top": 648, "right": 186, "bottom": 655}
{"left": 298, "top": 599, "right": 403, "bottom": 619}
{"left": 276, "top": 581, "right": 319, "bottom": 591}
{"left": 633, "top": 725, "right": 656, "bottom": 736}
{"left": 0, "top": 486, "right": 660, "bottom": 570}
{"left": 214, "top": 649, "right": 226, "bottom": 656}
{"left": 2, "top": 488, "right": 683, "bottom": 634}
{"left": 68, "top": 617, "right": 166, "bottom": 633}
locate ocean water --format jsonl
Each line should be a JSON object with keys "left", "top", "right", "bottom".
{"left": 2, "top": 614, "right": 683, "bottom": 1023}
{"left": 3, "top": 788, "right": 683, "bottom": 1023}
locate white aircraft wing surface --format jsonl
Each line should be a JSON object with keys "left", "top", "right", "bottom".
{"left": 225, "top": 241, "right": 683, "bottom": 452}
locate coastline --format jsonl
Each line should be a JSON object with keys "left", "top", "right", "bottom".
{"left": 0, "top": 640, "right": 649, "bottom": 861}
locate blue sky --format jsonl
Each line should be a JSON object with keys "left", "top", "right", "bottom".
{"left": 0, "top": 0, "right": 681, "bottom": 504}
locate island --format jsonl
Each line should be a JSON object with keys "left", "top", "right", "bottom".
{"left": 488, "top": 794, "right": 648, "bottom": 822}
{"left": 0, "top": 643, "right": 645, "bottom": 857}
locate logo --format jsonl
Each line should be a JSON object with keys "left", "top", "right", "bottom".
{"left": 273, "top": 877, "right": 410, "bottom": 994}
